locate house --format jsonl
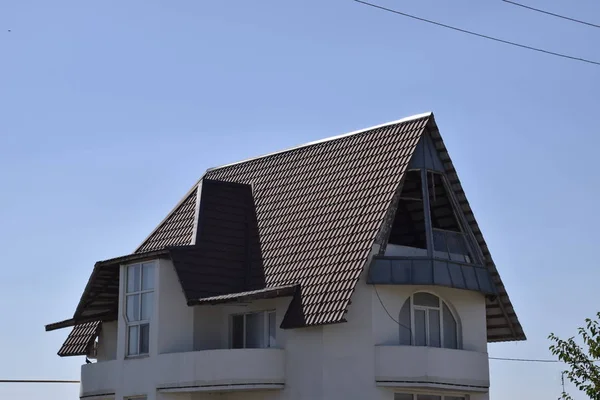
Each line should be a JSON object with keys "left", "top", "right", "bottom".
{"left": 46, "top": 112, "right": 525, "bottom": 400}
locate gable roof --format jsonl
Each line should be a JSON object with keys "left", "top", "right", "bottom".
{"left": 47, "top": 112, "right": 525, "bottom": 348}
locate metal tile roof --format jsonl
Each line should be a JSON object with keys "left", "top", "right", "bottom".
{"left": 57, "top": 321, "right": 101, "bottom": 357}
{"left": 203, "top": 116, "right": 428, "bottom": 327}
{"left": 135, "top": 185, "right": 199, "bottom": 253}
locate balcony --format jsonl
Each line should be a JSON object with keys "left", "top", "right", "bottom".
{"left": 80, "top": 348, "right": 285, "bottom": 397}
{"left": 374, "top": 345, "right": 489, "bottom": 392}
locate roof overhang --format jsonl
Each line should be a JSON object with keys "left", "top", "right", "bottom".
{"left": 188, "top": 284, "right": 299, "bottom": 306}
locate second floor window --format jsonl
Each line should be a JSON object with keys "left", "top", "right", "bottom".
{"left": 125, "top": 262, "right": 154, "bottom": 356}
{"left": 231, "top": 311, "right": 276, "bottom": 349}
{"left": 399, "top": 292, "right": 459, "bottom": 349}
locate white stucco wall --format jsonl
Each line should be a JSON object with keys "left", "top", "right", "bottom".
{"left": 84, "top": 254, "right": 490, "bottom": 400}
{"left": 157, "top": 259, "right": 194, "bottom": 354}
{"left": 96, "top": 321, "right": 117, "bottom": 361}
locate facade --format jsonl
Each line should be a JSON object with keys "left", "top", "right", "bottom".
{"left": 46, "top": 112, "right": 525, "bottom": 400}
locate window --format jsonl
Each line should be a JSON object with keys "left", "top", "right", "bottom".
{"left": 125, "top": 262, "right": 154, "bottom": 356}
{"left": 395, "top": 394, "right": 466, "bottom": 400}
{"left": 398, "top": 292, "right": 459, "bottom": 349}
{"left": 231, "top": 311, "right": 277, "bottom": 349}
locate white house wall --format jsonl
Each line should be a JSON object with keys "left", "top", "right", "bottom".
{"left": 88, "top": 256, "right": 490, "bottom": 400}
{"left": 157, "top": 259, "right": 194, "bottom": 354}
{"left": 96, "top": 321, "right": 117, "bottom": 361}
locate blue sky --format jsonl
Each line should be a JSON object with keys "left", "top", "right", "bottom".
{"left": 1, "top": 0, "right": 598, "bottom": 398}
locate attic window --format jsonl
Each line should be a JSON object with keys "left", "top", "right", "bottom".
{"left": 387, "top": 171, "right": 427, "bottom": 253}
{"left": 385, "top": 169, "right": 479, "bottom": 265}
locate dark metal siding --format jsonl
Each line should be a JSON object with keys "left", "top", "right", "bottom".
{"left": 169, "top": 179, "right": 263, "bottom": 301}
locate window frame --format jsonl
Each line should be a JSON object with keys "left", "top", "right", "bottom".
{"left": 229, "top": 310, "right": 277, "bottom": 349}
{"left": 407, "top": 292, "right": 460, "bottom": 349}
{"left": 124, "top": 261, "right": 155, "bottom": 357}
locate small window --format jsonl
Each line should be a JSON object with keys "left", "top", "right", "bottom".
{"left": 125, "top": 262, "right": 154, "bottom": 356}
{"left": 398, "top": 292, "right": 460, "bottom": 349}
{"left": 230, "top": 311, "right": 277, "bottom": 349}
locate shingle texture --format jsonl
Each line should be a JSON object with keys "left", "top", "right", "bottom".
{"left": 57, "top": 321, "right": 100, "bottom": 356}
{"left": 203, "top": 117, "right": 428, "bottom": 326}
{"left": 136, "top": 186, "right": 198, "bottom": 253}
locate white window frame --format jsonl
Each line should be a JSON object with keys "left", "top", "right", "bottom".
{"left": 409, "top": 292, "right": 458, "bottom": 349}
{"left": 230, "top": 310, "right": 277, "bottom": 349}
{"left": 124, "top": 261, "right": 155, "bottom": 357}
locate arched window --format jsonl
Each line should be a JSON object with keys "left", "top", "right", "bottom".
{"left": 399, "top": 292, "right": 460, "bottom": 349}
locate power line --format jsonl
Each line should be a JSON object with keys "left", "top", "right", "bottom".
{"left": 489, "top": 356, "right": 559, "bottom": 363}
{"left": 352, "top": 0, "right": 600, "bottom": 67}
{"left": 502, "top": 0, "right": 600, "bottom": 29}
{"left": 0, "top": 380, "right": 79, "bottom": 384}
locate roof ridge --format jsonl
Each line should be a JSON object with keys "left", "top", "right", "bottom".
{"left": 206, "top": 111, "right": 433, "bottom": 172}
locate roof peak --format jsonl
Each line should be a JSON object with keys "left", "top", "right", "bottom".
{"left": 207, "top": 111, "right": 433, "bottom": 172}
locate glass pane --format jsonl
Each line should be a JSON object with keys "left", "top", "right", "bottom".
{"left": 414, "top": 309, "right": 426, "bottom": 346}
{"left": 428, "top": 309, "right": 441, "bottom": 347}
{"left": 433, "top": 229, "right": 448, "bottom": 253}
{"left": 142, "top": 263, "right": 154, "bottom": 290}
{"left": 443, "top": 303, "right": 458, "bottom": 349}
{"left": 394, "top": 394, "right": 414, "bottom": 400}
{"left": 391, "top": 260, "right": 411, "bottom": 284}
{"left": 127, "top": 265, "right": 140, "bottom": 293}
{"left": 413, "top": 292, "right": 439, "bottom": 307}
{"left": 447, "top": 232, "right": 470, "bottom": 262}
{"left": 126, "top": 294, "right": 140, "bottom": 322}
{"left": 231, "top": 315, "right": 244, "bottom": 349}
{"left": 412, "top": 260, "right": 433, "bottom": 284}
{"left": 445, "top": 397, "right": 465, "bottom": 400}
{"left": 448, "top": 263, "right": 466, "bottom": 288}
{"left": 433, "top": 261, "right": 452, "bottom": 286}
{"left": 127, "top": 325, "right": 138, "bottom": 355}
{"left": 417, "top": 396, "right": 441, "bottom": 400}
{"left": 369, "top": 259, "right": 391, "bottom": 283}
{"left": 141, "top": 292, "right": 153, "bottom": 320}
{"left": 399, "top": 298, "right": 412, "bottom": 345}
{"left": 268, "top": 312, "right": 277, "bottom": 348}
{"left": 245, "top": 312, "right": 264, "bottom": 348}
{"left": 139, "top": 323, "right": 149, "bottom": 354}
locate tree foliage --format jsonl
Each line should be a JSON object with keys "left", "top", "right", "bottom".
{"left": 549, "top": 312, "right": 600, "bottom": 399}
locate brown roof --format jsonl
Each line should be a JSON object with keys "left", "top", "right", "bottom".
{"left": 202, "top": 116, "right": 427, "bottom": 327}
{"left": 136, "top": 186, "right": 199, "bottom": 253}
{"left": 48, "top": 112, "right": 525, "bottom": 349}
{"left": 57, "top": 321, "right": 101, "bottom": 356}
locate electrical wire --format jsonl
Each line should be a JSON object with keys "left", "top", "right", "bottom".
{"left": 502, "top": 0, "right": 600, "bottom": 29}
{"left": 489, "top": 356, "right": 559, "bottom": 363}
{"left": 352, "top": 0, "right": 600, "bottom": 67}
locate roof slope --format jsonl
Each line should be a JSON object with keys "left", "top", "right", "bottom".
{"left": 136, "top": 185, "right": 199, "bottom": 253}
{"left": 203, "top": 116, "right": 428, "bottom": 326}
